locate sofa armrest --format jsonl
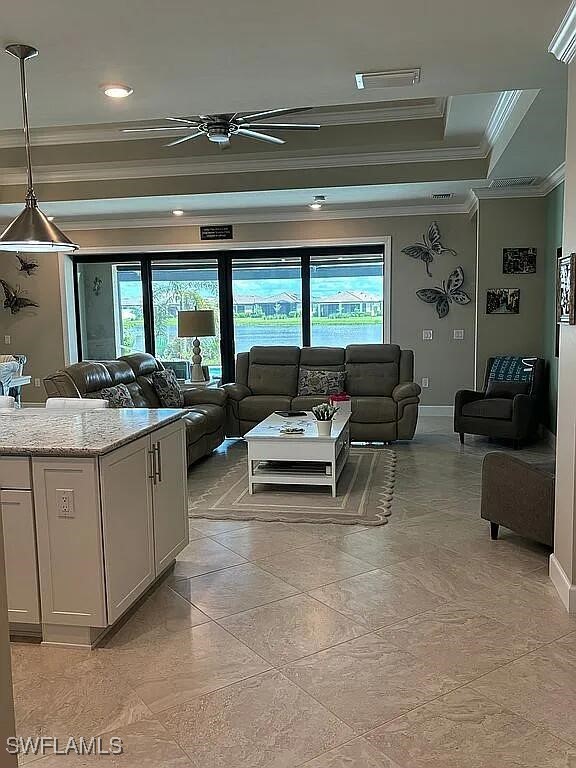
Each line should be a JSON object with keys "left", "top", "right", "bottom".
{"left": 183, "top": 387, "right": 227, "bottom": 407}
{"left": 392, "top": 382, "right": 421, "bottom": 402}
{"left": 222, "top": 383, "right": 251, "bottom": 402}
{"left": 455, "top": 389, "right": 484, "bottom": 411}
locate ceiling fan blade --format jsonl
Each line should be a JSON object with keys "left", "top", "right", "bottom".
{"left": 121, "top": 126, "right": 191, "bottom": 133}
{"left": 165, "top": 117, "right": 201, "bottom": 126}
{"left": 236, "top": 128, "right": 285, "bottom": 144}
{"left": 236, "top": 106, "right": 313, "bottom": 123}
{"left": 165, "top": 131, "right": 205, "bottom": 147}
{"left": 241, "top": 123, "right": 320, "bottom": 131}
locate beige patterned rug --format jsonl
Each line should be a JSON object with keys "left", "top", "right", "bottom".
{"left": 188, "top": 447, "right": 397, "bottom": 526}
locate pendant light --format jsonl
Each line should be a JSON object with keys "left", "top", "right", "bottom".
{"left": 0, "top": 44, "right": 77, "bottom": 253}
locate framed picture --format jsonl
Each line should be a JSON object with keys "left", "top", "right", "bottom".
{"left": 502, "top": 247, "right": 537, "bottom": 274}
{"left": 486, "top": 288, "right": 520, "bottom": 315}
{"left": 557, "top": 251, "right": 576, "bottom": 325}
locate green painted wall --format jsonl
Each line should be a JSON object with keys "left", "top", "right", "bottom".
{"left": 544, "top": 182, "right": 565, "bottom": 433}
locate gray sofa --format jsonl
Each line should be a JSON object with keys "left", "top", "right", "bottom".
{"left": 43, "top": 353, "right": 226, "bottom": 466}
{"left": 224, "top": 344, "right": 420, "bottom": 442}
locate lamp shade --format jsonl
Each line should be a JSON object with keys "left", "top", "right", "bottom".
{"left": 0, "top": 203, "right": 77, "bottom": 252}
{"left": 178, "top": 309, "right": 216, "bottom": 338}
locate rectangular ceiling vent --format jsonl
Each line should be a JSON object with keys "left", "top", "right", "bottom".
{"left": 355, "top": 68, "right": 421, "bottom": 90}
{"left": 431, "top": 193, "right": 454, "bottom": 200}
{"left": 490, "top": 177, "right": 538, "bottom": 189}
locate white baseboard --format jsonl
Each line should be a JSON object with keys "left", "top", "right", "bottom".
{"left": 549, "top": 554, "right": 576, "bottom": 613}
{"left": 420, "top": 405, "right": 454, "bottom": 416}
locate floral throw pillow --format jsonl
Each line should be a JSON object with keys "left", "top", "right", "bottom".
{"left": 298, "top": 369, "right": 346, "bottom": 396}
{"left": 87, "top": 383, "right": 134, "bottom": 408}
{"left": 151, "top": 369, "right": 184, "bottom": 408}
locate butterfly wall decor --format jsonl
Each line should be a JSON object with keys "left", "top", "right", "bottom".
{"left": 0, "top": 279, "right": 39, "bottom": 314}
{"left": 14, "top": 253, "right": 38, "bottom": 277}
{"left": 416, "top": 266, "right": 471, "bottom": 319}
{"left": 402, "top": 221, "right": 457, "bottom": 277}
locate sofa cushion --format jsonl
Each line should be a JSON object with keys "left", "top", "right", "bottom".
{"left": 63, "top": 362, "right": 113, "bottom": 396}
{"left": 299, "top": 347, "right": 345, "bottom": 370}
{"left": 183, "top": 410, "right": 208, "bottom": 445}
{"left": 350, "top": 396, "right": 396, "bottom": 424}
{"left": 187, "top": 403, "right": 224, "bottom": 434}
{"left": 462, "top": 398, "right": 513, "bottom": 420}
{"left": 87, "top": 383, "right": 134, "bottom": 408}
{"left": 345, "top": 344, "right": 400, "bottom": 397}
{"left": 297, "top": 369, "right": 345, "bottom": 396}
{"left": 239, "top": 395, "right": 292, "bottom": 422}
{"left": 247, "top": 347, "right": 300, "bottom": 396}
{"left": 485, "top": 380, "right": 530, "bottom": 399}
{"left": 151, "top": 369, "right": 184, "bottom": 408}
{"left": 292, "top": 395, "right": 331, "bottom": 411}
{"left": 119, "top": 352, "right": 162, "bottom": 378}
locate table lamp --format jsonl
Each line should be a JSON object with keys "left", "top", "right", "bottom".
{"left": 177, "top": 310, "right": 216, "bottom": 383}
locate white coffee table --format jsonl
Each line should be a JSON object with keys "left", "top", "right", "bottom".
{"left": 244, "top": 412, "right": 351, "bottom": 497}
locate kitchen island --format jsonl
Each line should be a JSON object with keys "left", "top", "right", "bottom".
{"left": 0, "top": 408, "right": 189, "bottom": 647}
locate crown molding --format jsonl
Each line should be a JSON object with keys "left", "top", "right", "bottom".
{"left": 485, "top": 90, "right": 523, "bottom": 147}
{"left": 472, "top": 162, "right": 565, "bottom": 202}
{"left": 0, "top": 144, "right": 488, "bottom": 185}
{"left": 0, "top": 99, "right": 447, "bottom": 149}
{"left": 540, "top": 161, "right": 565, "bottom": 194}
{"left": 549, "top": 1, "right": 576, "bottom": 63}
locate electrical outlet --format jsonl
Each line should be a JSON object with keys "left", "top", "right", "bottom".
{"left": 453, "top": 329, "right": 465, "bottom": 340}
{"left": 421, "top": 377, "right": 430, "bottom": 388}
{"left": 57, "top": 489, "right": 75, "bottom": 518}
{"left": 4, "top": 335, "right": 10, "bottom": 345}
{"left": 34, "top": 378, "right": 41, "bottom": 388}
{"left": 422, "top": 329, "right": 433, "bottom": 341}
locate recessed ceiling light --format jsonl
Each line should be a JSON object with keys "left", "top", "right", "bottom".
{"left": 172, "top": 209, "right": 184, "bottom": 216}
{"left": 100, "top": 83, "right": 133, "bottom": 99}
{"left": 308, "top": 195, "right": 326, "bottom": 210}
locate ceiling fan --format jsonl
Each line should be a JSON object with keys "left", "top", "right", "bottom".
{"left": 121, "top": 106, "right": 320, "bottom": 149}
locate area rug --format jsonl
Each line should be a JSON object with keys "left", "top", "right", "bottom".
{"left": 188, "top": 447, "right": 397, "bottom": 526}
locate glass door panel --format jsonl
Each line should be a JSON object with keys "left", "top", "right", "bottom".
{"left": 232, "top": 257, "right": 302, "bottom": 353}
{"left": 76, "top": 262, "right": 144, "bottom": 359}
{"left": 310, "top": 254, "right": 384, "bottom": 347}
{"left": 151, "top": 260, "right": 221, "bottom": 380}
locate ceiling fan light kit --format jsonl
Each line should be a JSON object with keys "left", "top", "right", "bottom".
{"left": 0, "top": 44, "right": 78, "bottom": 253}
{"left": 309, "top": 195, "right": 326, "bottom": 210}
{"left": 122, "top": 106, "right": 320, "bottom": 149}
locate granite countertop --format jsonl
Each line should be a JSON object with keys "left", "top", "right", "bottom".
{"left": 0, "top": 408, "right": 186, "bottom": 457}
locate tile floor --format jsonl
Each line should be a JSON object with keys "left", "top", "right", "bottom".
{"left": 12, "top": 414, "right": 576, "bottom": 767}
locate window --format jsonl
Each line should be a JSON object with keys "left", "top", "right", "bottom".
{"left": 151, "top": 261, "right": 221, "bottom": 380}
{"left": 232, "top": 257, "right": 302, "bottom": 352}
{"left": 310, "top": 254, "right": 385, "bottom": 347}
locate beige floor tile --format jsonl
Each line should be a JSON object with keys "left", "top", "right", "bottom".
{"left": 32, "top": 718, "right": 190, "bottom": 767}
{"left": 100, "top": 584, "right": 210, "bottom": 650}
{"left": 255, "top": 541, "right": 376, "bottom": 590}
{"left": 100, "top": 621, "right": 270, "bottom": 713}
{"left": 187, "top": 521, "right": 207, "bottom": 540}
{"left": 160, "top": 670, "right": 354, "bottom": 768}
{"left": 187, "top": 517, "right": 265, "bottom": 536}
{"left": 365, "top": 688, "right": 576, "bottom": 768}
{"left": 172, "top": 562, "right": 299, "bottom": 618}
{"left": 460, "top": 578, "right": 576, "bottom": 643}
{"left": 309, "top": 569, "right": 445, "bottom": 630}
{"left": 470, "top": 632, "right": 576, "bottom": 745}
{"left": 169, "top": 537, "right": 247, "bottom": 580}
{"left": 382, "top": 548, "right": 520, "bottom": 601}
{"left": 220, "top": 594, "right": 368, "bottom": 665}
{"left": 377, "top": 605, "right": 541, "bottom": 684}
{"left": 300, "top": 738, "right": 402, "bottom": 767}
{"left": 10, "top": 642, "right": 90, "bottom": 686}
{"left": 283, "top": 633, "right": 459, "bottom": 732}
{"left": 212, "top": 522, "right": 320, "bottom": 559}
{"left": 333, "top": 526, "right": 440, "bottom": 568}
{"left": 441, "top": 529, "right": 550, "bottom": 574}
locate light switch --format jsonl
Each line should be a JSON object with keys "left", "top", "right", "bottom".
{"left": 4, "top": 335, "right": 10, "bottom": 345}
{"left": 422, "top": 330, "right": 433, "bottom": 341}
{"left": 453, "top": 329, "right": 465, "bottom": 340}
{"left": 421, "top": 377, "right": 430, "bottom": 388}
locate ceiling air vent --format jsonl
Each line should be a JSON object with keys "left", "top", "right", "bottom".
{"left": 431, "top": 193, "right": 454, "bottom": 200}
{"left": 355, "top": 68, "right": 421, "bottom": 90}
{"left": 490, "top": 177, "right": 538, "bottom": 189}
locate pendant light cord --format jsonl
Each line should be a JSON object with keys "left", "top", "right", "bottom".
{"left": 17, "top": 54, "right": 35, "bottom": 204}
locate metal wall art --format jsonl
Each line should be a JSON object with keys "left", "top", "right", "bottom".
{"left": 502, "top": 247, "right": 537, "bottom": 274}
{"left": 416, "top": 266, "right": 471, "bottom": 318}
{"left": 402, "top": 221, "right": 456, "bottom": 277}
{"left": 15, "top": 253, "right": 38, "bottom": 276}
{"left": 0, "top": 279, "right": 39, "bottom": 314}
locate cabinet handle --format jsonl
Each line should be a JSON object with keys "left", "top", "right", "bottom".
{"left": 155, "top": 442, "right": 162, "bottom": 483}
{"left": 148, "top": 448, "right": 157, "bottom": 484}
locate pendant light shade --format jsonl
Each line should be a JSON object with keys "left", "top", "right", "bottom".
{"left": 0, "top": 44, "right": 77, "bottom": 253}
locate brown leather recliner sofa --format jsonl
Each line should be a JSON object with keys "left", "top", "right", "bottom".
{"left": 43, "top": 352, "right": 226, "bottom": 466}
{"left": 224, "top": 344, "right": 420, "bottom": 441}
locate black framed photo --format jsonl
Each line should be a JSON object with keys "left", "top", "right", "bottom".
{"left": 486, "top": 288, "right": 520, "bottom": 315}
{"left": 557, "top": 251, "right": 576, "bottom": 325}
{"left": 502, "top": 248, "right": 536, "bottom": 274}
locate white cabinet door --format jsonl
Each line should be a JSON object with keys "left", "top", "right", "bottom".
{"left": 99, "top": 435, "right": 155, "bottom": 624}
{"left": 1, "top": 490, "right": 40, "bottom": 624}
{"left": 151, "top": 420, "right": 188, "bottom": 574}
